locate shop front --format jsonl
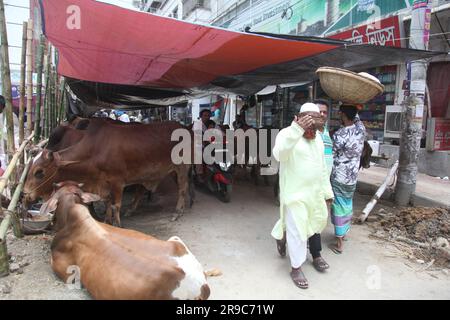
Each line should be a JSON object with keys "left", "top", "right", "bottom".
{"left": 323, "top": 5, "right": 450, "bottom": 176}
{"left": 324, "top": 15, "right": 405, "bottom": 144}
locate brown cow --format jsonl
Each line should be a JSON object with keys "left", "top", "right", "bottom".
{"left": 24, "top": 120, "right": 191, "bottom": 227}
{"left": 45, "top": 120, "right": 154, "bottom": 217}
{"left": 41, "top": 181, "right": 210, "bottom": 300}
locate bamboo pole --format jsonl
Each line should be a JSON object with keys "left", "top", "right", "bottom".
{"left": 59, "top": 79, "right": 66, "bottom": 123}
{"left": 48, "top": 69, "right": 53, "bottom": 132}
{"left": 53, "top": 68, "right": 58, "bottom": 129}
{"left": 44, "top": 94, "right": 49, "bottom": 138}
{"left": 19, "top": 21, "right": 27, "bottom": 146}
{"left": 43, "top": 45, "right": 51, "bottom": 138}
{"left": 0, "top": 158, "right": 32, "bottom": 277}
{"left": 0, "top": 0, "right": 16, "bottom": 157}
{"left": 0, "top": 132, "right": 33, "bottom": 196}
{"left": 33, "top": 35, "right": 45, "bottom": 143}
{"left": 360, "top": 161, "right": 399, "bottom": 223}
{"left": 25, "top": 19, "right": 33, "bottom": 137}
{"left": 50, "top": 67, "right": 56, "bottom": 132}
{"left": 47, "top": 68, "right": 51, "bottom": 133}
{"left": 5, "top": 159, "right": 32, "bottom": 237}
{"left": 36, "top": 138, "right": 48, "bottom": 149}
{"left": 0, "top": 240, "right": 7, "bottom": 277}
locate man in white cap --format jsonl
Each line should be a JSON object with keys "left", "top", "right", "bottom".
{"left": 271, "top": 102, "right": 334, "bottom": 289}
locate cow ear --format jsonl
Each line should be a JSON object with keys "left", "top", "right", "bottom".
{"left": 81, "top": 192, "right": 101, "bottom": 204}
{"left": 40, "top": 198, "right": 58, "bottom": 215}
{"left": 75, "top": 119, "right": 90, "bottom": 130}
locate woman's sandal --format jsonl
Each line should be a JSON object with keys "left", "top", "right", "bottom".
{"left": 290, "top": 269, "right": 309, "bottom": 289}
{"left": 312, "top": 257, "right": 330, "bottom": 272}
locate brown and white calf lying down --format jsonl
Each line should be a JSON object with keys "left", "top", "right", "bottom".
{"left": 40, "top": 181, "right": 209, "bottom": 300}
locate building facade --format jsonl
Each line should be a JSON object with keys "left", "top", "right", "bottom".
{"left": 138, "top": 0, "right": 450, "bottom": 174}
{"left": 212, "top": 0, "right": 450, "bottom": 171}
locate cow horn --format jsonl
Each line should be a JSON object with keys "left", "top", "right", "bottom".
{"left": 53, "top": 152, "right": 80, "bottom": 167}
{"left": 53, "top": 182, "right": 63, "bottom": 189}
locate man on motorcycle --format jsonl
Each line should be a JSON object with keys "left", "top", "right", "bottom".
{"left": 193, "top": 109, "right": 212, "bottom": 182}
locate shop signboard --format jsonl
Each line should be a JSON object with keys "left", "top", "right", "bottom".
{"left": 327, "top": 15, "right": 403, "bottom": 47}
{"left": 427, "top": 118, "right": 450, "bottom": 151}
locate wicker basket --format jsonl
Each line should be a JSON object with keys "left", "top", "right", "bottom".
{"left": 316, "top": 67, "right": 385, "bottom": 104}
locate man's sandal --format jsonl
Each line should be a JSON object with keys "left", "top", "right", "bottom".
{"left": 312, "top": 257, "right": 330, "bottom": 272}
{"left": 276, "top": 239, "right": 286, "bottom": 257}
{"left": 290, "top": 269, "right": 308, "bottom": 289}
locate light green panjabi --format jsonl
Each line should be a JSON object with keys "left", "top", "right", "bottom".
{"left": 271, "top": 122, "right": 334, "bottom": 241}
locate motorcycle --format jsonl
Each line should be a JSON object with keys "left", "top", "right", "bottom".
{"left": 193, "top": 136, "right": 233, "bottom": 202}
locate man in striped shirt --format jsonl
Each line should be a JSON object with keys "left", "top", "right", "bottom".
{"left": 307, "top": 100, "right": 333, "bottom": 272}
{"left": 315, "top": 100, "right": 333, "bottom": 176}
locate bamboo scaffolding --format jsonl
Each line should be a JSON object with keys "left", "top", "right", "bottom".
{"left": 0, "top": 158, "right": 32, "bottom": 277}
{"left": 0, "top": 0, "right": 16, "bottom": 157}
{"left": 33, "top": 35, "right": 45, "bottom": 143}
{"left": 19, "top": 21, "right": 27, "bottom": 146}
{"left": 25, "top": 19, "right": 33, "bottom": 137}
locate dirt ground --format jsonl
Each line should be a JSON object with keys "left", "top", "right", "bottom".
{"left": 1, "top": 170, "right": 450, "bottom": 300}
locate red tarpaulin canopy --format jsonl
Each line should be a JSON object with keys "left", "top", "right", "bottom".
{"left": 38, "top": 0, "right": 442, "bottom": 110}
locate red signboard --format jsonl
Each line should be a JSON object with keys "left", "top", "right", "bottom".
{"left": 433, "top": 118, "right": 450, "bottom": 151}
{"left": 328, "top": 16, "right": 403, "bottom": 48}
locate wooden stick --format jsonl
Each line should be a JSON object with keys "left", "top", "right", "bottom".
{"left": 396, "top": 236, "right": 429, "bottom": 249}
{"left": 0, "top": 0, "right": 16, "bottom": 156}
{"left": 19, "top": 21, "right": 28, "bottom": 146}
{"left": 33, "top": 35, "right": 45, "bottom": 143}
{"left": 0, "top": 132, "right": 33, "bottom": 196}
{"left": 36, "top": 138, "right": 48, "bottom": 149}
{"left": 26, "top": 19, "right": 33, "bottom": 137}
{"left": 5, "top": 159, "right": 32, "bottom": 239}
{"left": 360, "top": 161, "right": 399, "bottom": 223}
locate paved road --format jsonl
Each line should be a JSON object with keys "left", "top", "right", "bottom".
{"left": 2, "top": 175, "right": 449, "bottom": 300}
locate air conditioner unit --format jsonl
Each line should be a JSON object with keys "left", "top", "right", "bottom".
{"left": 384, "top": 105, "right": 404, "bottom": 139}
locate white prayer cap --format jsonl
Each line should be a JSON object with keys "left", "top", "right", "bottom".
{"left": 299, "top": 102, "right": 320, "bottom": 113}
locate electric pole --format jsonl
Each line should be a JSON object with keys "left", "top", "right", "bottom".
{"left": 395, "top": 0, "right": 431, "bottom": 206}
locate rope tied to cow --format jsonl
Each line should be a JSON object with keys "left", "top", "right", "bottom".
{"left": 22, "top": 167, "right": 59, "bottom": 195}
